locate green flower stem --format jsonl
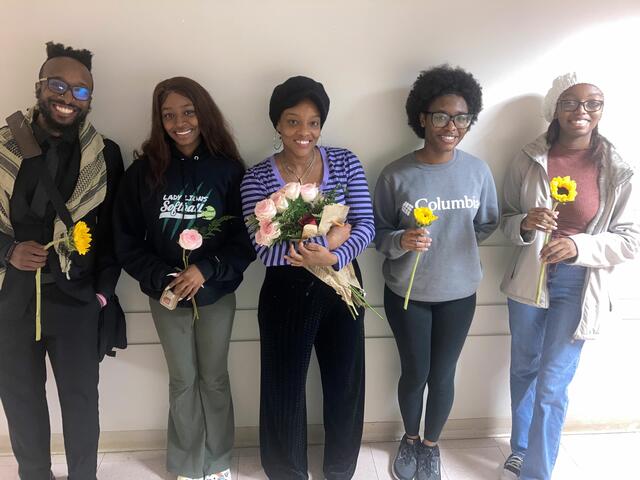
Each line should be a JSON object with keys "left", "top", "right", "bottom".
{"left": 404, "top": 251, "right": 422, "bottom": 310}
{"left": 183, "top": 249, "right": 200, "bottom": 321}
{"left": 535, "top": 202, "right": 559, "bottom": 305}
{"left": 350, "top": 286, "right": 385, "bottom": 320}
{"left": 35, "top": 268, "right": 42, "bottom": 341}
{"left": 34, "top": 238, "right": 64, "bottom": 341}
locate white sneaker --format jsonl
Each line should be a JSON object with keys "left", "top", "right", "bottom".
{"left": 205, "top": 469, "right": 231, "bottom": 480}
{"left": 177, "top": 476, "right": 204, "bottom": 480}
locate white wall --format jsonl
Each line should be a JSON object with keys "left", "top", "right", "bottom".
{"left": 2, "top": 0, "right": 640, "bottom": 451}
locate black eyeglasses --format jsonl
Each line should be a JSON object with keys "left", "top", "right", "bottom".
{"left": 39, "top": 77, "right": 92, "bottom": 102}
{"left": 425, "top": 111, "right": 474, "bottom": 129}
{"left": 557, "top": 99, "right": 603, "bottom": 113}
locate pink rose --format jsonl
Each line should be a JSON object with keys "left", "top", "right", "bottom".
{"left": 300, "top": 183, "right": 319, "bottom": 202}
{"left": 178, "top": 229, "right": 203, "bottom": 250}
{"left": 255, "top": 220, "right": 281, "bottom": 246}
{"left": 271, "top": 191, "right": 289, "bottom": 213}
{"left": 254, "top": 198, "right": 277, "bottom": 221}
{"left": 282, "top": 182, "right": 301, "bottom": 200}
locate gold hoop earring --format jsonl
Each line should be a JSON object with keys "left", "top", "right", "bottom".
{"left": 273, "top": 131, "right": 282, "bottom": 151}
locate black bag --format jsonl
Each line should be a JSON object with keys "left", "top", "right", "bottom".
{"left": 98, "top": 294, "right": 127, "bottom": 361}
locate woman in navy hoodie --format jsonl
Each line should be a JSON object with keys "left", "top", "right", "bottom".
{"left": 113, "top": 77, "right": 255, "bottom": 480}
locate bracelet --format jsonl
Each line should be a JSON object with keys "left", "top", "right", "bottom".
{"left": 4, "top": 241, "right": 19, "bottom": 265}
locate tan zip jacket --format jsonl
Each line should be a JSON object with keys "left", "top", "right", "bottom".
{"left": 500, "top": 134, "right": 640, "bottom": 340}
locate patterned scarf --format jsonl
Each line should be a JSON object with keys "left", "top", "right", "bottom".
{"left": 0, "top": 107, "right": 107, "bottom": 288}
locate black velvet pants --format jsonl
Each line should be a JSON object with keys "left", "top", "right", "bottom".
{"left": 0, "top": 283, "right": 100, "bottom": 480}
{"left": 258, "top": 264, "right": 365, "bottom": 480}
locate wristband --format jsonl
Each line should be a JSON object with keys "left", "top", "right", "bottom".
{"left": 4, "top": 241, "right": 19, "bottom": 265}
{"left": 96, "top": 293, "right": 108, "bottom": 308}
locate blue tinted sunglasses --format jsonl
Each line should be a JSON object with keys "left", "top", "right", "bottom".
{"left": 39, "top": 77, "right": 92, "bottom": 101}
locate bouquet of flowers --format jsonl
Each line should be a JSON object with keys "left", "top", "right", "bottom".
{"left": 535, "top": 176, "right": 578, "bottom": 305}
{"left": 35, "top": 221, "right": 92, "bottom": 341}
{"left": 246, "top": 182, "right": 381, "bottom": 319}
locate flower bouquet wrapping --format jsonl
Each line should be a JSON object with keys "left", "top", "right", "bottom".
{"left": 35, "top": 221, "right": 92, "bottom": 341}
{"left": 246, "top": 182, "right": 381, "bottom": 319}
{"left": 535, "top": 176, "right": 577, "bottom": 305}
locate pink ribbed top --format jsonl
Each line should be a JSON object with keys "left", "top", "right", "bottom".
{"left": 548, "top": 144, "right": 600, "bottom": 237}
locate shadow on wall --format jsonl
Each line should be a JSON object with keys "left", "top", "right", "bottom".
{"left": 338, "top": 86, "right": 420, "bottom": 186}
{"left": 464, "top": 94, "right": 546, "bottom": 207}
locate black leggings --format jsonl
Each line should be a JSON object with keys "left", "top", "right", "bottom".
{"left": 258, "top": 265, "right": 365, "bottom": 480}
{"left": 384, "top": 286, "right": 476, "bottom": 442}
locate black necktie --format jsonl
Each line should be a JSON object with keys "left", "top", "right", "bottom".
{"left": 30, "top": 137, "right": 61, "bottom": 218}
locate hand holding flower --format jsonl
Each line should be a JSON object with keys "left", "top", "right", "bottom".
{"left": 285, "top": 242, "right": 338, "bottom": 267}
{"left": 535, "top": 175, "right": 578, "bottom": 304}
{"left": 521, "top": 207, "right": 559, "bottom": 234}
{"left": 166, "top": 264, "right": 205, "bottom": 301}
{"left": 539, "top": 237, "right": 577, "bottom": 264}
{"left": 177, "top": 228, "right": 204, "bottom": 319}
{"left": 404, "top": 207, "right": 439, "bottom": 310}
{"left": 33, "top": 221, "right": 92, "bottom": 341}
{"left": 400, "top": 227, "right": 432, "bottom": 252}
{"left": 8, "top": 241, "right": 48, "bottom": 271}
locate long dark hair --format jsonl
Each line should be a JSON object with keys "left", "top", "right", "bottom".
{"left": 545, "top": 119, "right": 605, "bottom": 161}
{"left": 138, "top": 76, "right": 243, "bottom": 189}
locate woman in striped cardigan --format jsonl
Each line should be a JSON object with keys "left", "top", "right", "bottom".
{"left": 240, "top": 76, "right": 375, "bottom": 480}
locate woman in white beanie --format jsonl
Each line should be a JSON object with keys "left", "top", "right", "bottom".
{"left": 499, "top": 73, "right": 640, "bottom": 480}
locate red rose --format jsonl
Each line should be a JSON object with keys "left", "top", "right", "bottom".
{"left": 298, "top": 213, "right": 317, "bottom": 227}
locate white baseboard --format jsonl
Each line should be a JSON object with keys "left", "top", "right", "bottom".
{"left": 1, "top": 418, "right": 638, "bottom": 455}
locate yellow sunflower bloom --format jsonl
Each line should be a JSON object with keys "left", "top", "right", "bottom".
{"left": 550, "top": 176, "right": 577, "bottom": 203}
{"left": 413, "top": 207, "right": 439, "bottom": 227}
{"left": 71, "top": 221, "right": 92, "bottom": 255}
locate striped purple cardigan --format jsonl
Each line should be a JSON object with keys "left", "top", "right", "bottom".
{"left": 240, "top": 146, "right": 374, "bottom": 270}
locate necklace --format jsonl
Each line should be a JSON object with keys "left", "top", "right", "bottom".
{"left": 281, "top": 148, "right": 316, "bottom": 184}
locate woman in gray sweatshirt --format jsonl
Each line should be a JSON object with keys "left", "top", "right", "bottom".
{"left": 373, "top": 65, "right": 499, "bottom": 480}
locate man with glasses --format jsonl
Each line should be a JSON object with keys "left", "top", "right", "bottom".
{"left": 0, "top": 41, "right": 124, "bottom": 480}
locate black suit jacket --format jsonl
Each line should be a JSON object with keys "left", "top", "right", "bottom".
{"left": 0, "top": 137, "right": 124, "bottom": 318}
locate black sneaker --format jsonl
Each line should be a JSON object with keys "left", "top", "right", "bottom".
{"left": 500, "top": 453, "right": 524, "bottom": 479}
{"left": 416, "top": 442, "right": 441, "bottom": 480}
{"left": 392, "top": 434, "right": 418, "bottom": 480}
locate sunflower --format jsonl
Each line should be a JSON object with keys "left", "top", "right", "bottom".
{"left": 71, "top": 221, "right": 92, "bottom": 255}
{"left": 413, "top": 207, "right": 439, "bottom": 227}
{"left": 550, "top": 176, "right": 577, "bottom": 203}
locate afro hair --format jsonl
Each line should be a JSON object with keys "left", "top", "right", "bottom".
{"left": 39, "top": 41, "right": 93, "bottom": 77}
{"left": 405, "top": 65, "right": 483, "bottom": 138}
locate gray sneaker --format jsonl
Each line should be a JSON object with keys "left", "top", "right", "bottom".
{"left": 393, "top": 434, "right": 418, "bottom": 480}
{"left": 416, "top": 442, "right": 440, "bottom": 480}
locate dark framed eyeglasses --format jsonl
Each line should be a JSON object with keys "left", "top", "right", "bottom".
{"left": 425, "top": 111, "right": 474, "bottom": 129}
{"left": 557, "top": 99, "right": 603, "bottom": 113}
{"left": 38, "top": 77, "right": 92, "bottom": 102}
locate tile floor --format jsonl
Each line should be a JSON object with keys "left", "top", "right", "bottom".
{"left": 0, "top": 432, "right": 637, "bottom": 479}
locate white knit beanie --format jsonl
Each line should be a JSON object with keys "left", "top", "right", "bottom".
{"left": 542, "top": 72, "right": 602, "bottom": 123}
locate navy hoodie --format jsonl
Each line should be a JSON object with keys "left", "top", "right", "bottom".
{"left": 113, "top": 144, "right": 256, "bottom": 307}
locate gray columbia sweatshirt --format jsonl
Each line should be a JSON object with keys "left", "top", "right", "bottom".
{"left": 373, "top": 149, "right": 500, "bottom": 302}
